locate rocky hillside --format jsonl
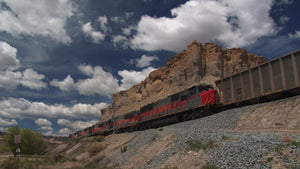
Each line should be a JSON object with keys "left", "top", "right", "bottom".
{"left": 101, "top": 41, "right": 267, "bottom": 121}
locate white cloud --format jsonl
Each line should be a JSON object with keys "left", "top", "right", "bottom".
{"left": 288, "top": 30, "right": 300, "bottom": 39}
{"left": 0, "top": 41, "right": 47, "bottom": 90}
{"left": 0, "top": 127, "right": 8, "bottom": 132}
{"left": 57, "top": 119, "right": 98, "bottom": 131}
{"left": 20, "top": 68, "right": 47, "bottom": 90}
{"left": 125, "top": 12, "right": 134, "bottom": 20}
{"left": 0, "top": 117, "right": 17, "bottom": 127}
{"left": 51, "top": 64, "right": 121, "bottom": 97}
{"left": 0, "top": 68, "right": 47, "bottom": 90}
{"left": 82, "top": 22, "right": 105, "bottom": 43}
{"left": 97, "top": 16, "right": 110, "bottom": 33}
{"left": 277, "top": 0, "right": 293, "bottom": 5}
{"left": 134, "top": 55, "right": 159, "bottom": 68}
{"left": 58, "top": 128, "right": 72, "bottom": 135}
{"left": 50, "top": 75, "right": 76, "bottom": 91}
{"left": 111, "top": 16, "right": 124, "bottom": 23}
{"left": 76, "top": 65, "right": 120, "bottom": 97}
{"left": 0, "top": 41, "right": 20, "bottom": 70}
{"left": 34, "top": 118, "right": 52, "bottom": 126}
{"left": 122, "top": 26, "right": 136, "bottom": 36}
{"left": 279, "top": 16, "right": 289, "bottom": 24}
{"left": 0, "top": 97, "right": 108, "bottom": 120}
{"left": 111, "top": 12, "right": 134, "bottom": 24}
{"left": 0, "top": 0, "right": 75, "bottom": 44}
{"left": 118, "top": 67, "right": 156, "bottom": 91}
{"left": 112, "top": 35, "right": 130, "bottom": 49}
{"left": 129, "top": 0, "right": 276, "bottom": 51}
{"left": 34, "top": 118, "right": 52, "bottom": 131}
{"left": 78, "top": 64, "right": 94, "bottom": 77}
{"left": 52, "top": 64, "right": 156, "bottom": 96}
{"left": 0, "top": 70, "right": 22, "bottom": 89}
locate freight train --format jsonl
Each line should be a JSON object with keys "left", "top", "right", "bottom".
{"left": 69, "top": 49, "right": 300, "bottom": 139}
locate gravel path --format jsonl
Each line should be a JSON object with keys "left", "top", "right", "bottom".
{"left": 116, "top": 99, "right": 300, "bottom": 169}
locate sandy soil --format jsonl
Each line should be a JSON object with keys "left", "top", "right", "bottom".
{"left": 235, "top": 96, "right": 300, "bottom": 133}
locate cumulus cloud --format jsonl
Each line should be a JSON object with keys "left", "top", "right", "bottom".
{"left": 50, "top": 75, "right": 76, "bottom": 91}
{"left": 0, "top": 97, "right": 108, "bottom": 120}
{"left": 82, "top": 22, "right": 105, "bottom": 43}
{"left": 111, "top": 12, "right": 134, "bottom": 24}
{"left": 57, "top": 119, "right": 98, "bottom": 131}
{"left": 111, "top": 16, "right": 124, "bottom": 23}
{"left": 20, "top": 69, "right": 47, "bottom": 90}
{"left": 0, "top": 41, "right": 47, "bottom": 90}
{"left": 288, "top": 31, "right": 300, "bottom": 39}
{"left": 122, "top": 26, "right": 136, "bottom": 36}
{"left": 129, "top": 0, "right": 277, "bottom": 51}
{"left": 35, "top": 118, "right": 51, "bottom": 126}
{"left": 0, "top": 70, "right": 22, "bottom": 89}
{"left": 0, "top": 41, "right": 19, "bottom": 70}
{"left": 97, "top": 16, "right": 110, "bottom": 33}
{"left": 0, "top": 117, "right": 17, "bottom": 127}
{"left": 51, "top": 64, "right": 119, "bottom": 97}
{"left": 277, "top": 0, "right": 293, "bottom": 5}
{"left": 0, "top": 68, "right": 47, "bottom": 90}
{"left": 279, "top": 16, "right": 289, "bottom": 24}
{"left": 58, "top": 128, "right": 72, "bottom": 135}
{"left": 76, "top": 65, "right": 120, "bottom": 97}
{"left": 34, "top": 118, "right": 52, "bottom": 131}
{"left": 51, "top": 64, "right": 155, "bottom": 96}
{"left": 118, "top": 67, "right": 156, "bottom": 91}
{"left": 112, "top": 35, "right": 130, "bottom": 49}
{"left": 0, "top": 0, "right": 74, "bottom": 43}
{"left": 133, "top": 55, "right": 159, "bottom": 68}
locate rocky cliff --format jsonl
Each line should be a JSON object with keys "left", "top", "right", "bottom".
{"left": 101, "top": 41, "right": 267, "bottom": 121}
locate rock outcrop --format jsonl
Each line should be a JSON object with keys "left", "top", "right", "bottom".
{"left": 101, "top": 41, "right": 267, "bottom": 121}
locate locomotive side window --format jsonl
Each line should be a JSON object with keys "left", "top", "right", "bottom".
{"left": 198, "top": 85, "right": 205, "bottom": 92}
{"left": 124, "top": 111, "right": 136, "bottom": 119}
{"left": 140, "top": 103, "right": 153, "bottom": 113}
{"left": 198, "top": 84, "right": 213, "bottom": 92}
{"left": 181, "top": 95, "right": 188, "bottom": 101}
{"left": 171, "top": 94, "right": 179, "bottom": 102}
{"left": 188, "top": 87, "right": 196, "bottom": 95}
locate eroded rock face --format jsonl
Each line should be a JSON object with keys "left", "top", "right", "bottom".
{"left": 101, "top": 41, "right": 267, "bottom": 121}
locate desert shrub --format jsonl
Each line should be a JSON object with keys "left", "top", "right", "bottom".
{"left": 221, "top": 136, "right": 233, "bottom": 141}
{"left": 0, "top": 157, "right": 19, "bottom": 169}
{"left": 151, "top": 134, "right": 158, "bottom": 142}
{"left": 120, "top": 145, "right": 127, "bottom": 153}
{"left": 52, "top": 153, "right": 68, "bottom": 162}
{"left": 21, "top": 128, "right": 47, "bottom": 155}
{"left": 282, "top": 135, "right": 295, "bottom": 143}
{"left": 161, "top": 166, "right": 179, "bottom": 169}
{"left": 94, "top": 135, "right": 105, "bottom": 142}
{"left": 0, "top": 143, "right": 10, "bottom": 153}
{"left": 202, "top": 163, "right": 219, "bottom": 169}
{"left": 266, "top": 156, "right": 273, "bottom": 163}
{"left": 88, "top": 143, "right": 106, "bottom": 157}
{"left": 186, "top": 140, "right": 216, "bottom": 151}
{"left": 290, "top": 141, "right": 300, "bottom": 147}
{"left": 3, "top": 126, "right": 47, "bottom": 155}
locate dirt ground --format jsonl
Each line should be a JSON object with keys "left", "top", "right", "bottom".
{"left": 235, "top": 96, "right": 300, "bottom": 133}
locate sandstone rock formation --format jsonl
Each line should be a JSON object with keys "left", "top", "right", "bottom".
{"left": 101, "top": 41, "right": 267, "bottom": 121}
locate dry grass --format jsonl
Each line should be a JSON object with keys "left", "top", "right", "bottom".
{"left": 88, "top": 143, "right": 106, "bottom": 157}
{"left": 281, "top": 135, "right": 295, "bottom": 143}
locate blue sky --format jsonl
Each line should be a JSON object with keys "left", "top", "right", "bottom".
{"left": 0, "top": 0, "right": 299, "bottom": 136}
